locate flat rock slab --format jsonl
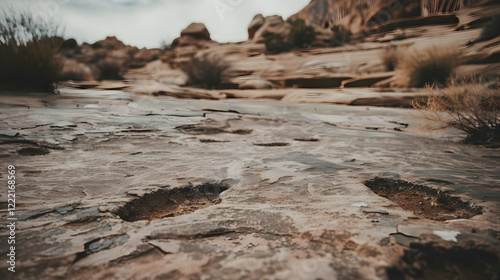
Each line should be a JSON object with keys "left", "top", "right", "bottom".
{"left": 0, "top": 90, "right": 498, "bottom": 280}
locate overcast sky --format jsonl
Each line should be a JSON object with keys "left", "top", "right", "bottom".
{"left": 1, "top": 0, "right": 310, "bottom": 48}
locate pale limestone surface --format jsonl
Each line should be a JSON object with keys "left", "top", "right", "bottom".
{"left": 0, "top": 90, "right": 499, "bottom": 280}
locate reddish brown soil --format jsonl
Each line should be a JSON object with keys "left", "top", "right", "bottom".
{"left": 364, "top": 177, "right": 482, "bottom": 221}
{"left": 116, "top": 183, "right": 229, "bottom": 221}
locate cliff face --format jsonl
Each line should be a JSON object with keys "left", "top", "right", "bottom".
{"left": 289, "top": 0, "right": 489, "bottom": 33}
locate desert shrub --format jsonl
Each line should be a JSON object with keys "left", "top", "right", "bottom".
{"left": 381, "top": 45, "right": 403, "bottom": 71}
{"left": 97, "top": 58, "right": 123, "bottom": 80}
{"left": 160, "top": 39, "right": 173, "bottom": 51}
{"left": 479, "top": 14, "right": 500, "bottom": 42}
{"left": 264, "top": 33, "right": 290, "bottom": 54}
{"left": 60, "top": 38, "right": 78, "bottom": 49}
{"left": 58, "top": 59, "right": 93, "bottom": 81}
{"left": 180, "top": 53, "right": 231, "bottom": 89}
{"left": 397, "top": 46, "right": 461, "bottom": 87}
{"left": 264, "top": 20, "right": 316, "bottom": 54}
{"left": 329, "top": 25, "right": 352, "bottom": 47}
{"left": 287, "top": 19, "right": 315, "bottom": 49}
{"left": 0, "top": 10, "right": 63, "bottom": 92}
{"left": 414, "top": 77, "right": 500, "bottom": 144}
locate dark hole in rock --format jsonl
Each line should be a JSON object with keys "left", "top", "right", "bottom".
{"left": 176, "top": 124, "right": 253, "bottom": 135}
{"left": 386, "top": 242, "right": 500, "bottom": 280}
{"left": 199, "top": 139, "right": 230, "bottom": 143}
{"left": 294, "top": 138, "right": 320, "bottom": 142}
{"left": 17, "top": 147, "right": 50, "bottom": 156}
{"left": 364, "top": 177, "right": 482, "bottom": 221}
{"left": 254, "top": 142, "right": 290, "bottom": 147}
{"left": 176, "top": 124, "right": 226, "bottom": 135}
{"left": 116, "top": 183, "right": 230, "bottom": 222}
{"left": 230, "top": 129, "right": 253, "bottom": 135}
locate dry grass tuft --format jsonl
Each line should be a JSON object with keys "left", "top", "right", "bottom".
{"left": 0, "top": 10, "right": 63, "bottom": 92}
{"left": 381, "top": 45, "right": 404, "bottom": 71}
{"left": 413, "top": 77, "right": 500, "bottom": 144}
{"left": 180, "top": 53, "right": 231, "bottom": 89}
{"left": 97, "top": 58, "right": 123, "bottom": 80}
{"left": 397, "top": 46, "right": 462, "bottom": 88}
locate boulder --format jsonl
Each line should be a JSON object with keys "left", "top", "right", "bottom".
{"left": 172, "top": 23, "right": 217, "bottom": 49}
{"left": 181, "top": 23, "right": 211, "bottom": 40}
{"left": 248, "top": 14, "right": 265, "bottom": 40}
{"left": 252, "top": 16, "right": 290, "bottom": 43}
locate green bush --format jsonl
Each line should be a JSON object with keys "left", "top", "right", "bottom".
{"left": 180, "top": 53, "right": 231, "bottom": 89}
{"left": 329, "top": 25, "right": 352, "bottom": 47}
{"left": 0, "top": 10, "right": 63, "bottom": 92}
{"left": 287, "top": 19, "right": 315, "bottom": 49}
{"left": 264, "top": 33, "right": 290, "bottom": 54}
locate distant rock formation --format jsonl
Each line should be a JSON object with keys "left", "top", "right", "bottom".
{"left": 248, "top": 15, "right": 333, "bottom": 47}
{"left": 180, "top": 23, "right": 211, "bottom": 40}
{"left": 288, "top": 0, "right": 422, "bottom": 34}
{"left": 173, "top": 23, "right": 217, "bottom": 48}
{"left": 248, "top": 14, "right": 265, "bottom": 40}
{"left": 252, "top": 15, "right": 290, "bottom": 43}
{"left": 91, "top": 36, "right": 127, "bottom": 50}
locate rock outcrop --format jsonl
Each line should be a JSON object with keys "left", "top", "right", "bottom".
{"left": 91, "top": 36, "right": 127, "bottom": 50}
{"left": 173, "top": 23, "right": 217, "bottom": 48}
{"left": 180, "top": 23, "right": 211, "bottom": 40}
{"left": 248, "top": 14, "right": 265, "bottom": 40}
{"left": 252, "top": 15, "right": 290, "bottom": 43}
{"left": 288, "top": 0, "right": 422, "bottom": 34}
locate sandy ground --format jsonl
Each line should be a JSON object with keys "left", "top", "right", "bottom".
{"left": 0, "top": 90, "right": 499, "bottom": 279}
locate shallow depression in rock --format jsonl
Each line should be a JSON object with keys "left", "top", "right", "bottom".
{"left": 364, "top": 177, "right": 483, "bottom": 221}
{"left": 115, "top": 183, "right": 230, "bottom": 221}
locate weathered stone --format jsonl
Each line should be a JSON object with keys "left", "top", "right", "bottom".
{"left": 248, "top": 14, "right": 265, "bottom": 40}
{"left": 341, "top": 73, "right": 394, "bottom": 88}
{"left": 181, "top": 23, "right": 211, "bottom": 40}
{"left": 252, "top": 15, "right": 290, "bottom": 43}
{"left": 238, "top": 79, "right": 273, "bottom": 90}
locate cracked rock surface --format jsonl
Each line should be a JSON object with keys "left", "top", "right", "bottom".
{"left": 0, "top": 90, "right": 499, "bottom": 279}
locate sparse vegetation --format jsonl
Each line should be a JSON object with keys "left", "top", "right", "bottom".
{"left": 479, "top": 14, "right": 500, "bottom": 42}
{"left": 160, "top": 39, "right": 174, "bottom": 51}
{"left": 414, "top": 77, "right": 500, "bottom": 144}
{"left": 264, "top": 33, "right": 290, "bottom": 54}
{"left": 381, "top": 45, "right": 402, "bottom": 71}
{"left": 287, "top": 19, "right": 315, "bottom": 49}
{"left": 397, "top": 46, "right": 461, "bottom": 87}
{"left": 60, "top": 38, "right": 78, "bottom": 49}
{"left": 329, "top": 25, "right": 352, "bottom": 47}
{"left": 180, "top": 53, "right": 231, "bottom": 89}
{"left": 264, "top": 19, "right": 315, "bottom": 54}
{"left": 0, "top": 10, "right": 63, "bottom": 92}
{"left": 97, "top": 58, "right": 123, "bottom": 80}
